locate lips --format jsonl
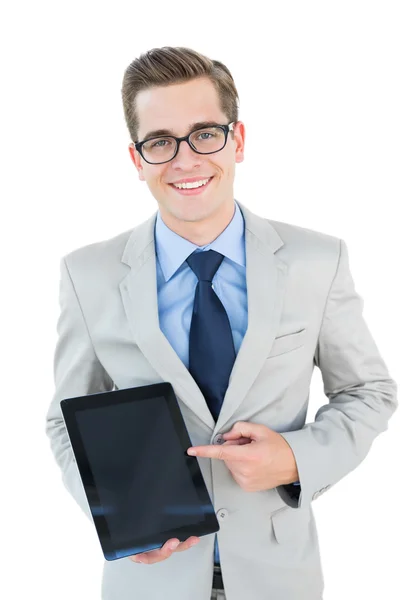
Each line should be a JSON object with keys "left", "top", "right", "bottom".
{"left": 168, "top": 176, "right": 214, "bottom": 195}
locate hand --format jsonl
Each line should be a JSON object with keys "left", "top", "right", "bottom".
{"left": 130, "top": 536, "right": 200, "bottom": 564}
{"left": 187, "top": 421, "right": 299, "bottom": 492}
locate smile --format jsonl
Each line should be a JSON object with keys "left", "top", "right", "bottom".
{"left": 169, "top": 177, "right": 214, "bottom": 195}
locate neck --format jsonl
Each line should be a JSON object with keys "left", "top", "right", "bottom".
{"left": 159, "top": 199, "right": 236, "bottom": 247}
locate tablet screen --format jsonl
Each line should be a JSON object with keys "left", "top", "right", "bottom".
{"left": 61, "top": 382, "right": 219, "bottom": 560}
{"left": 75, "top": 395, "right": 202, "bottom": 546}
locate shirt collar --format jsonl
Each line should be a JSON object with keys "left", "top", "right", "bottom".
{"left": 155, "top": 200, "right": 246, "bottom": 282}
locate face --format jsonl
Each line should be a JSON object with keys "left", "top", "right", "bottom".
{"left": 128, "top": 76, "right": 245, "bottom": 235}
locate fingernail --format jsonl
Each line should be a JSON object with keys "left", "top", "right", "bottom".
{"left": 170, "top": 540, "right": 179, "bottom": 550}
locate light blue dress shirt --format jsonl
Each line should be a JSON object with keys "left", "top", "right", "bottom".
{"left": 154, "top": 200, "right": 299, "bottom": 565}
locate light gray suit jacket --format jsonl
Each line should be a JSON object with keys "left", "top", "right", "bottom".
{"left": 45, "top": 200, "right": 397, "bottom": 600}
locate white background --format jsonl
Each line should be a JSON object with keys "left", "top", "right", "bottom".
{"left": 1, "top": 1, "right": 399, "bottom": 599}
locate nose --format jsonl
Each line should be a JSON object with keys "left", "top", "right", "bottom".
{"left": 170, "top": 139, "right": 203, "bottom": 170}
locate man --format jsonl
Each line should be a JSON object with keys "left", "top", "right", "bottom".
{"left": 45, "top": 46, "right": 397, "bottom": 600}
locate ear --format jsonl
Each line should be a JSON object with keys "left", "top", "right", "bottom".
{"left": 128, "top": 144, "right": 146, "bottom": 181}
{"left": 233, "top": 121, "right": 245, "bottom": 164}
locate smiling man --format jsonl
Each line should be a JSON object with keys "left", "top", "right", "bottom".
{"left": 45, "top": 46, "right": 397, "bottom": 600}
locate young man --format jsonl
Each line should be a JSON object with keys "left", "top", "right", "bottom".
{"left": 45, "top": 46, "right": 397, "bottom": 600}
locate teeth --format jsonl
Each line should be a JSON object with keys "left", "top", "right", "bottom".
{"left": 173, "top": 178, "right": 210, "bottom": 189}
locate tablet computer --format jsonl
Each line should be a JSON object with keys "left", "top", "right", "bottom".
{"left": 60, "top": 382, "right": 219, "bottom": 561}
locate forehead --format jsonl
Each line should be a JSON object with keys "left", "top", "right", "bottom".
{"left": 136, "top": 77, "right": 226, "bottom": 138}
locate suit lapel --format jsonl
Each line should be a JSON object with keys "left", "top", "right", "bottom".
{"left": 119, "top": 201, "right": 287, "bottom": 430}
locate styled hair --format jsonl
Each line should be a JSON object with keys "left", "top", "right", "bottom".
{"left": 121, "top": 46, "right": 239, "bottom": 142}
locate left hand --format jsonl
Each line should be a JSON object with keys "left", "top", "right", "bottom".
{"left": 187, "top": 421, "right": 299, "bottom": 492}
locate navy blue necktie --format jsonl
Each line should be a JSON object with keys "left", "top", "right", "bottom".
{"left": 186, "top": 250, "right": 236, "bottom": 421}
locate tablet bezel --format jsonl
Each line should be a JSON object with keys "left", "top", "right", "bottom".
{"left": 60, "top": 382, "right": 219, "bottom": 560}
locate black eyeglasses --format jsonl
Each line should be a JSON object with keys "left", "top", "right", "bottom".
{"left": 134, "top": 122, "right": 236, "bottom": 165}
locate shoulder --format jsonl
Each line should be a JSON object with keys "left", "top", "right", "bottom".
{"left": 266, "top": 217, "right": 342, "bottom": 262}
{"left": 63, "top": 227, "right": 133, "bottom": 266}
{"left": 60, "top": 227, "right": 135, "bottom": 291}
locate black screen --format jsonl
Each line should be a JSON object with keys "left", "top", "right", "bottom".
{"left": 75, "top": 396, "right": 203, "bottom": 547}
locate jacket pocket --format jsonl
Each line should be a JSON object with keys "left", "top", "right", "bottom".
{"left": 271, "top": 506, "right": 311, "bottom": 544}
{"left": 268, "top": 328, "right": 307, "bottom": 359}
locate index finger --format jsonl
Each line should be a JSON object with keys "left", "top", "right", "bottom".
{"left": 187, "top": 444, "right": 245, "bottom": 460}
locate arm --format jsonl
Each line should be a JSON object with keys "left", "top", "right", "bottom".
{"left": 45, "top": 257, "right": 113, "bottom": 522}
{"left": 277, "top": 239, "right": 397, "bottom": 508}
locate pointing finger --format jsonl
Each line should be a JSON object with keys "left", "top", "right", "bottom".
{"left": 187, "top": 444, "right": 246, "bottom": 460}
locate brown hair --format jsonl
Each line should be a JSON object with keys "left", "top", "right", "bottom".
{"left": 121, "top": 46, "right": 239, "bottom": 143}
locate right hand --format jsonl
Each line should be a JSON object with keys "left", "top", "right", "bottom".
{"left": 129, "top": 536, "right": 200, "bottom": 564}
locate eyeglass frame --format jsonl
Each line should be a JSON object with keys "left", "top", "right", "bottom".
{"left": 133, "top": 121, "right": 236, "bottom": 165}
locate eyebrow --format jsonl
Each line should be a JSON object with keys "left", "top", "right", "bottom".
{"left": 141, "top": 121, "right": 222, "bottom": 142}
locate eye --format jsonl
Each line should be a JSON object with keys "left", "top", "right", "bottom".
{"left": 151, "top": 139, "right": 171, "bottom": 148}
{"left": 197, "top": 132, "right": 214, "bottom": 140}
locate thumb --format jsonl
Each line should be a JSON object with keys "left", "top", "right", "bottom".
{"left": 223, "top": 421, "right": 269, "bottom": 442}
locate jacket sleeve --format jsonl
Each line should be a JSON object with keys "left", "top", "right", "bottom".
{"left": 277, "top": 238, "right": 398, "bottom": 508}
{"left": 45, "top": 257, "right": 114, "bottom": 522}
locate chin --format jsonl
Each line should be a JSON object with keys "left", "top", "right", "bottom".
{"left": 164, "top": 201, "right": 213, "bottom": 223}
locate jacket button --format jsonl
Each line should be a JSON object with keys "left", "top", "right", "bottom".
{"left": 213, "top": 434, "right": 224, "bottom": 444}
{"left": 216, "top": 509, "right": 229, "bottom": 521}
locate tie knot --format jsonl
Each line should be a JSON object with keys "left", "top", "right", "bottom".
{"left": 186, "top": 249, "right": 225, "bottom": 282}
